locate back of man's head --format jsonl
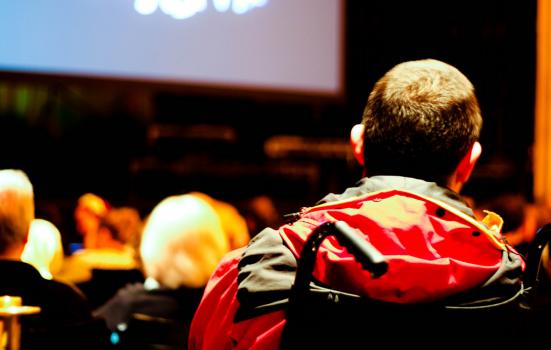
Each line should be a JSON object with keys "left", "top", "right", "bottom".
{"left": 362, "top": 59, "right": 482, "bottom": 185}
{"left": 0, "top": 169, "right": 34, "bottom": 256}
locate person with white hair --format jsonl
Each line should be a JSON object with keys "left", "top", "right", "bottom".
{"left": 21, "top": 218, "right": 64, "bottom": 280}
{"left": 0, "top": 169, "right": 34, "bottom": 259}
{"left": 139, "top": 194, "right": 229, "bottom": 289}
{"left": 0, "top": 169, "right": 108, "bottom": 349}
{"left": 94, "top": 193, "right": 233, "bottom": 346}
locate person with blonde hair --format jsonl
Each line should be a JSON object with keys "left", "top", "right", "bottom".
{"left": 94, "top": 193, "right": 231, "bottom": 345}
{"left": 56, "top": 206, "right": 145, "bottom": 309}
{"left": 58, "top": 207, "right": 143, "bottom": 283}
{"left": 74, "top": 192, "right": 111, "bottom": 249}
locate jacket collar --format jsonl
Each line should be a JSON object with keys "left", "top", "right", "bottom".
{"left": 318, "top": 176, "right": 474, "bottom": 218}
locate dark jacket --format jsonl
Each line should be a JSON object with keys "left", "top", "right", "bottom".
{"left": 94, "top": 281, "right": 204, "bottom": 331}
{"left": 0, "top": 260, "right": 109, "bottom": 350}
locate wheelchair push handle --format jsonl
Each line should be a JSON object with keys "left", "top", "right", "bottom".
{"left": 332, "top": 221, "right": 388, "bottom": 278}
{"left": 295, "top": 221, "right": 388, "bottom": 289}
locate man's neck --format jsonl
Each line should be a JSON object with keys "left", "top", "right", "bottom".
{"left": 0, "top": 245, "right": 24, "bottom": 260}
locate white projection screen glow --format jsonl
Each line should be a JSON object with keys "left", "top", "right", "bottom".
{"left": 0, "top": 0, "right": 345, "bottom": 98}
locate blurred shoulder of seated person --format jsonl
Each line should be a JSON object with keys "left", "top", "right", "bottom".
{"left": 74, "top": 192, "right": 111, "bottom": 249}
{"left": 56, "top": 206, "right": 143, "bottom": 284}
{"left": 189, "top": 191, "right": 250, "bottom": 250}
{"left": 94, "top": 194, "right": 230, "bottom": 335}
{"left": 241, "top": 194, "right": 281, "bottom": 238}
{"left": 0, "top": 169, "right": 103, "bottom": 348}
{"left": 21, "top": 218, "right": 64, "bottom": 280}
{"left": 475, "top": 193, "right": 551, "bottom": 254}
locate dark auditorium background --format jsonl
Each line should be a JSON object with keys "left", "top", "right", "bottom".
{"left": 0, "top": 1, "right": 537, "bottom": 224}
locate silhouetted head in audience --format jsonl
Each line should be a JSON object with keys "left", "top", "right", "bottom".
{"left": 140, "top": 194, "right": 229, "bottom": 289}
{"left": 74, "top": 192, "right": 110, "bottom": 248}
{"left": 242, "top": 195, "right": 281, "bottom": 237}
{"left": 22, "top": 218, "right": 64, "bottom": 279}
{"left": 351, "top": 59, "right": 483, "bottom": 192}
{"left": 0, "top": 169, "right": 35, "bottom": 260}
{"left": 94, "top": 207, "right": 143, "bottom": 250}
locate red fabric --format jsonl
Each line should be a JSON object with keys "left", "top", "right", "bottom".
{"left": 280, "top": 190, "right": 506, "bottom": 303}
{"left": 188, "top": 249, "right": 241, "bottom": 350}
{"left": 230, "top": 312, "right": 285, "bottom": 350}
{"left": 188, "top": 249, "right": 285, "bottom": 350}
{"left": 189, "top": 189, "right": 512, "bottom": 349}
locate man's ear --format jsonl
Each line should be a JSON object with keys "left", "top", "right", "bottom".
{"left": 350, "top": 124, "right": 365, "bottom": 166}
{"left": 454, "top": 141, "right": 482, "bottom": 186}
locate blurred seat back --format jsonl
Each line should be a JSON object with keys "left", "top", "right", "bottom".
{"left": 115, "top": 313, "right": 188, "bottom": 350}
{"left": 78, "top": 268, "right": 144, "bottom": 309}
{"left": 23, "top": 317, "right": 112, "bottom": 350}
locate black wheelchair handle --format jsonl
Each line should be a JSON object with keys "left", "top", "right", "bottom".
{"left": 293, "top": 221, "right": 388, "bottom": 299}
{"left": 333, "top": 221, "right": 388, "bottom": 278}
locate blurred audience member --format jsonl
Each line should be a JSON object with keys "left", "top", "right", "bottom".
{"left": 21, "top": 218, "right": 64, "bottom": 280}
{"left": 94, "top": 194, "right": 231, "bottom": 344}
{"left": 242, "top": 195, "right": 281, "bottom": 237}
{"left": 476, "top": 193, "right": 551, "bottom": 254}
{"left": 56, "top": 206, "right": 144, "bottom": 310}
{"left": 0, "top": 169, "right": 105, "bottom": 349}
{"left": 74, "top": 192, "right": 111, "bottom": 249}
{"left": 56, "top": 207, "right": 143, "bottom": 284}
